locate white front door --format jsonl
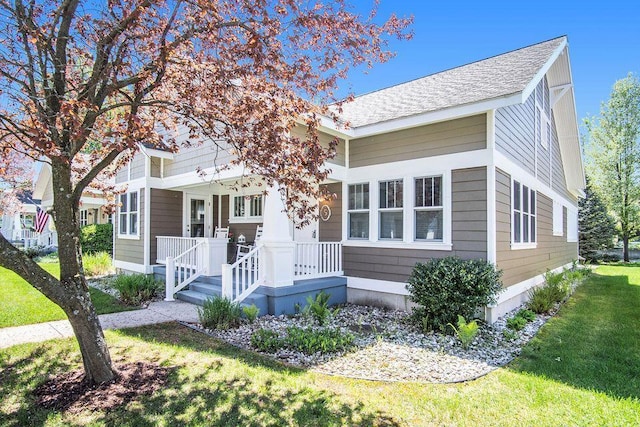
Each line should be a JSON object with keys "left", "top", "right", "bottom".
{"left": 186, "top": 195, "right": 209, "bottom": 237}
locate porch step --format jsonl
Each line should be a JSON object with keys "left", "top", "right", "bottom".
{"left": 174, "top": 281, "right": 268, "bottom": 315}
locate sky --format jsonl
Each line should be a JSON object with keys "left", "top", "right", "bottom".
{"left": 340, "top": 0, "right": 640, "bottom": 126}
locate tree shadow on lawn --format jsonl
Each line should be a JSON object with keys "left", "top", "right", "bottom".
{"left": 0, "top": 323, "right": 400, "bottom": 426}
{"left": 508, "top": 268, "right": 640, "bottom": 402}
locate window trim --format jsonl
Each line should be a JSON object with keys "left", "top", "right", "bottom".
{"left": 347, "top": 182, "right": 370, "bottom": 240}
{"left": 511, "top": 179, "right": 537, "bottom": 249}
{"left": 552, "top": 200, "right": 563, "bottom": 236}
{"left": 117, "top": 191, "right": 140, "bottom": 239}
{"left": 230, "top": 194, "right": 264, "bottom": 223}
{"left": 567, "top": 207, "right": 578, "bottom": 243}
{"left": 80, "top": 209, "right": 88, "bottom": 227}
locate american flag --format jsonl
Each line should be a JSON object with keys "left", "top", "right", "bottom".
{"left": 35, "top": 207, "right": 49, "bottom": 233}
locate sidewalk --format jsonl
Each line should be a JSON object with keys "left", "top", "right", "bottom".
{"left": 0, "top": 300, "right": 200, "bottom": 349}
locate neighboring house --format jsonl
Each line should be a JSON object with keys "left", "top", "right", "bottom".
{"left": 0, "top": 190, "right": 42, "bottom": 246}
{"left": 113, "top": 36, "right": 584, "bottom": 321}
{"left": 32, "top": 163, "right": 114, "bottom": 248}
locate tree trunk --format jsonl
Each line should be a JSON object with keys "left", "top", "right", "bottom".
{"left": 623, "top": 234, "right": 630, "bottom": 263}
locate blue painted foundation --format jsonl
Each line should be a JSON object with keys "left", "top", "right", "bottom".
{"left": 255, "top": 277, "right": 348, "bottom": 316}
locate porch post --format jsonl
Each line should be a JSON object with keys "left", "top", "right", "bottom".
{"left": 261, "top": 183, "right": 295, "bottom": 287}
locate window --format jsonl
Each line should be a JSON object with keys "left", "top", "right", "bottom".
{"left": 118, "top": 191, "right": 139, "bottom": 237}
{"left": 567, "top": 208, "right": 578, "bottom": 242}
{"left": 415, "top": 176, "right": 443, "bottom": 241}
{"left": 80, "top": 209, "right": 88, "bottom": 227}
{"left": 348, "top": 183, "right": 369, "bottom": 239}
{"left": 553, "top": 201, "right": 563, "bottom": 236}
{"left": 379, "top": 179, "right": 403, "bottom": 240}
{"left": 232, "top": 194, "right": 263, "bottom": 220}
{"left": 512, "top": 180, "right": 536, "bottom": 245}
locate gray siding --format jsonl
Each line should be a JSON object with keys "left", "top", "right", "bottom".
{"left": 130, "top": 154, "right": 145, "bottom": 180}
{"left": 163, "top": 143, "right": 234, "bottom": 177}
{"left": 344, "top": 167, "right": 487, "bottom": 283}
{"left": 319, "top": 183, "right": 342, "bottom": 241}
{"left": 495, "top": 168, "right": 577, "bottom": 287}
{"left": 495, "top": 92, "right": 536, "bottom": 176}
{"left": 114, "top": 190, "right": 145, "bottom": 264}
{"left": 349, "top": 114, "right": 486, "bottom": 168}
{"left": 149, "top": 189, "right": 182, "bottom": 263}
{"left": 150, "top": 158, "right": 162, "bottom": 178}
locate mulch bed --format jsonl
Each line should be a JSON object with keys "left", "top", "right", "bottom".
{"left": 33, "top": 361, "right": 169, "bottom": 413}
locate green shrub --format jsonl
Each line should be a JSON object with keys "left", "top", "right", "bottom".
{"left": 250, "top": 327, "right": 355, "bottom": 355}
{"left": 83, "top": 251, "right": 113, "bottom": 276}
{"left": 502, "top": 329, "right": 518, "bottom": 341}
{"left": 198, "top": 296, "right": 242, "bottom": 330}
{"left": 113, "top": 274, "right": 161, "bottom": 305}
{"left": 448, "top": 315, "right": 479, "bottom": 349}
{"left": 251, "top": 329, "right": 281, "bottom": 352}
{"left": 242, "top": 304, "right": 260, "bottom": 323}
{"left": 80, "top": 223, "right": 113, "bottom": 255}
{"left": 506, "top": 316, "right": 528, "bottom": 331}
{"left": 515, "top": 308, "right": 536, "bottom": 322}
{"left": 407, "top": 257, "right": 502, "bottom": 332}
{"left": 527, "top": 286, "right": 556, "bottom": 314}
{"left": 303, "top": 291, "right": 335, "bottom": 326}
{"left": 284, "top": 327, "right": 354, "bottom": 355}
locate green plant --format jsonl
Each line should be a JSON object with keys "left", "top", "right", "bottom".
{"left": 502, "top": 329, "right": 519, "bottom": 341}
{"left": 284, "top": 326, "right": 354, "bottom": 355}
{"left": 506, "top": 316, "right": 528, "bottom": 331}
{"left": 243, "top": 304, "right": 260, "bottom": 323}
{"left": 83, "top": 251, "right": 113, "bottom": 276}
{"left": 516, "top": 308, "right": 536, "bottom": 322}
{"left": 527, "top": 286, "right": 556, "bottom": 314}
{"left": 112, "top": 274, "right": 161, "bottom": 305}
{"left": 198, "top": 296, "right": 242, "bottom": 330}
{"left": 250, "top": 329, "right": 282, "bottom": 352}
{"left": 80, "top": 223, "right": 113, "bottom": 255}
{"left": 407, "top": 257, "right": 502, "bottom": 332}
{"left": 447, "top": 315, "right": 479, "bottom": 349}
{"left": 303, "top": 291, "right": 334, "bottom": 326}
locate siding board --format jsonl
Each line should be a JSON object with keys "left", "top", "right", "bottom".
{"left": 319, "top": 183, "right": 342, "bottom": 241}
{"left": 349, "top": 115, "right": 486, "bottom": 168}
{"left": 149, "top": 189, "right": 183, "bottom": 263}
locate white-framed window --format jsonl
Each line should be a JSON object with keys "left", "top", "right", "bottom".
{"left": 348, "top": 183, "right": 369, "bottom": 239}
{"left": 118, "top": 191, "right": 139, "bottom": 237}
{"left": 414, "top": 176, "right": 443, "bottom": 241}
{"left": 80, "top": 209, "right": 88, "bottom": 227}
{"left": 232, "top": 194, "right": 263, "bottom": 220}
{"left": 379, "top": 179, "right": 403, "bottom": 240}
{"left": 567, "top": 208, "right": 578, "bottom": 242}
{"left": 553, "top": 201, "right": 563, "bottom": 236}
{"left": 512, "top": 180, "right": 536, "bottom": 246}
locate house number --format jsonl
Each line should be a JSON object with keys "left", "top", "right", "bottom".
{"left": 320, "top": 204, "right": 332, "bottom": 221}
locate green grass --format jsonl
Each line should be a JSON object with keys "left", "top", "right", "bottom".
{"left": 0, "top": 265, "right": 639, "bottom": 425}
{"left": 511, "top": 263, "right": 640, "bottom": 401}
{"left": 0, "top": 264, "right": 135, "bottom": 328}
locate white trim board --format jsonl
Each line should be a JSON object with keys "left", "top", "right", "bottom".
{"left": 113, "top": 260, "right": 152, "bottom": 274}
{"left": 347, "top": 276, "right": 410, "bottom": 296}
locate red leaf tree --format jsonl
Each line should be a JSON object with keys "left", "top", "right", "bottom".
{"left": 0, "top": 0, "right": 411, "bottom": 384}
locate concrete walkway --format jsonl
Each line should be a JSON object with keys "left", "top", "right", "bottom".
{"left": 0, "top": 300, "right": 200, "bottom": 349}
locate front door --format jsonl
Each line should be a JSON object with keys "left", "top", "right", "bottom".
{"left": 187, "top": 196, "right": 207, "bottom": 237}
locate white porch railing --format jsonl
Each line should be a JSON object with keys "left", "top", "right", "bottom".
{"left": 221, "top": 245, "right": 264, "bottom": 303}
{"left": 164, "top": 241, "right": 206, "bottom": 301}
{"left": 294, "top": 242, "right": 343, "bottom": 279}
{"left": 157, "top": 236, "right": 200, "bottom": 264}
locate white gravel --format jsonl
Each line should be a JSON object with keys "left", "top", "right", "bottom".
{"left": 190, "top": 303, "right": 558, "bottom": 383}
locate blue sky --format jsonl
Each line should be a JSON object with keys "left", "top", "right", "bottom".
{"left": 341, "top": 1, "right": 640, "bottom": 125}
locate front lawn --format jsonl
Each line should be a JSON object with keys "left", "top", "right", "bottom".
{"left": 0, "top": 264, "right": 135, "bottom": 328}
{"left": 0, "top": 265, "right": 639, "bottom": 425}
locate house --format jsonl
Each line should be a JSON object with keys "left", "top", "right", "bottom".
{"left": 0, "top": 190, "right": 44, "bottom": 247}
{"left": 113, "top": 36, "right": 584, "bottom": 321}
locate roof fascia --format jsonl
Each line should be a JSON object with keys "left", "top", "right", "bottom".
{"left": 349, "top": 93, "right": 522, "bottom": 139}
{"left": 521, "top": 38, "right": 568, "bottom": 102}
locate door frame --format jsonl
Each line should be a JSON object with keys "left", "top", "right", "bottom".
{"left": 183, "top": 193, "right": 212, "bottom": 237}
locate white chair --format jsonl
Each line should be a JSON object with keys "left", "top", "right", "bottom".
{"left": 214, "top": 226, "right": 229, "bottom": 239}
{"left": 255, "top": 225, "right": 263, "bottom": 242}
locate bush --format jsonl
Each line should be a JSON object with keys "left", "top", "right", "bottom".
{"left": 407, "top": 257, "right": 502, "bottom": 332}
{"left": 22, "top": 245, "right": 54, "bottom": 259}
{"left": 506, "top": 316, "right": 528, "bottom": 331}
{"left": 113, "top": 273, "right": 161, "bottom": 305}
{"left": 250, "top": 327, "right": 355, "bottom": 355}
{"left": 242, "top": 304, "right": 260, "bottom": 323}
{"left": 527, "top": 286, "right": 556, "bottom": 314}
{"left": 515, "top": 308, "right": 536, "bottom": 322}
{"left": 80, "top": 223, "right": 113, "bottom": 255}
{"left": 198, "top": 296, "right": 242, "bottom": 330}
{"left": 303, "top": 291, "right": 336, "bottom": 326}
{"left": 83, "top": 251, "right": 112, "bottom": 276}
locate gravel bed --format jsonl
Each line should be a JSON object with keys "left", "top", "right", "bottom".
{"left": 191, "top": 303, "right": 558, "bottom": 383}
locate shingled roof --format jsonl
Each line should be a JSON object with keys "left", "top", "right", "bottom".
{"left": 339, "top": 36, "right": 566, "bottom": 128}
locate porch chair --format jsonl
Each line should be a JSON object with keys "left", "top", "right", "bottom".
{"left": 214, "top": 226, "right": 229, "bottom": 239}
{"left": 255, "top": 225, "right": 263, "bottom": 242}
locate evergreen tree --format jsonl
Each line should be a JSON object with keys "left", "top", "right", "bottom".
{"left": 579, "top": 178, "right": 616, "bottom": 261}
